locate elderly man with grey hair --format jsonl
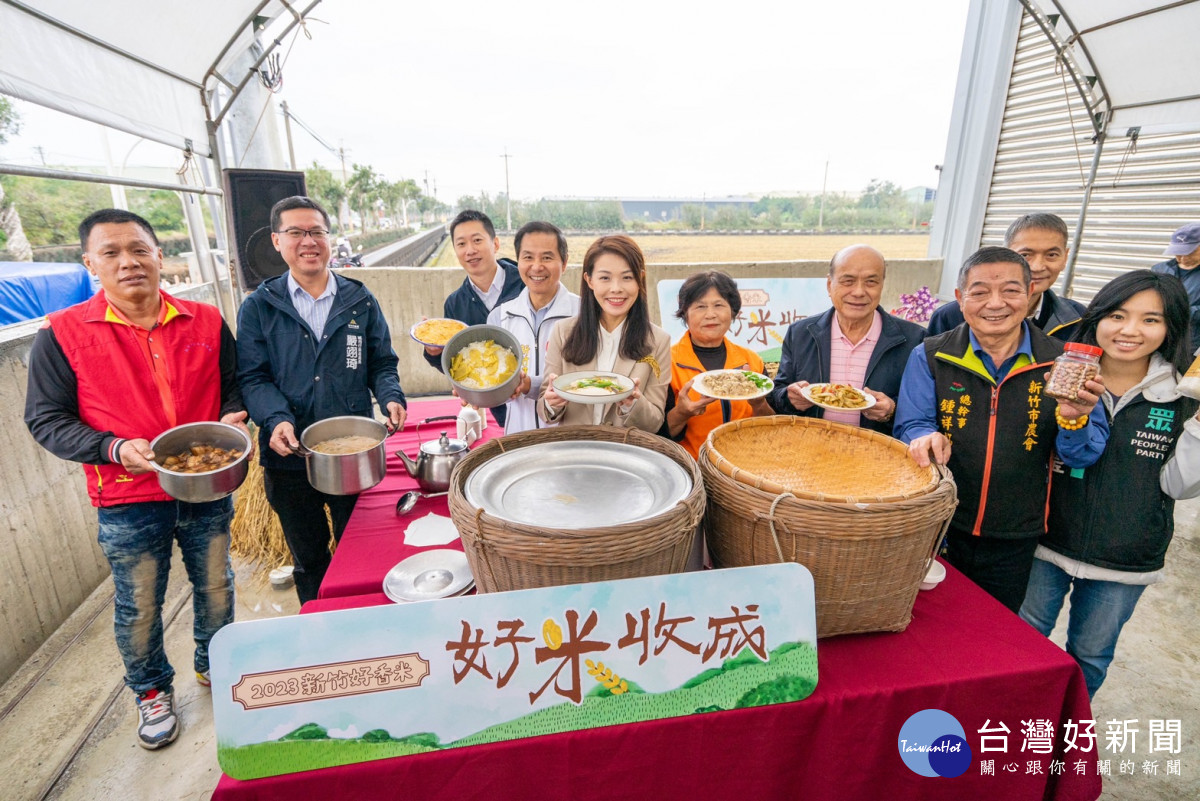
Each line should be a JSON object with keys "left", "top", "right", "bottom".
{"left": 767, "top": 244, "right": 925, "bottom": 434}
{"left": 893, "top": 245, "right": 1109, "bottom": 613}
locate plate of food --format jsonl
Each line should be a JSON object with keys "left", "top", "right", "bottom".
{"left": 410, "top": 317, "right": 467, "bottom": 348}
{"left": 692, "top": 369, "right": 773, "bottom": 400}
{"left": 800, "top": 382, "right": 876, "bottom": 412}
{"left": 553, "top": 372, "right": 635, "bottom": 405}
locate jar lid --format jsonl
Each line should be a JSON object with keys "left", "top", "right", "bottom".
{"left": 1063, "top": 342, "right": 1103, "bottom": 357}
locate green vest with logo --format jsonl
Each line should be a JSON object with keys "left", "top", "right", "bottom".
{"left": 1045, "top": 393, "right": 1198, "bottom": 572}
{"left": 925, "top": 324, "right": 1063, "bottom": 538}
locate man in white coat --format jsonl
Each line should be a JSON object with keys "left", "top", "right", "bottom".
{"left": 487, "top": 221, "right": 580, "bottom": 433}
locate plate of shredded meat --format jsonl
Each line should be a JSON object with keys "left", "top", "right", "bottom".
{"left": 800, "top": 382, "right": 876, "bottom": 411}
{"left": 691, "top": 369, "right": 773, "bottom": 400}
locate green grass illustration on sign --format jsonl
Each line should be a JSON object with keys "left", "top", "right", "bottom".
{"left": 219, "top": 641, "right": 816, "bottom": 779}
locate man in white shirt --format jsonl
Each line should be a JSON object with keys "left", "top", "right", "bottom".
{"left": 487, "top": 221, "right": 580, "bottom": 433}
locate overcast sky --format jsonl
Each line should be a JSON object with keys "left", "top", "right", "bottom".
{"left": 1, "top": 0, "right": 970, "bottom": 203}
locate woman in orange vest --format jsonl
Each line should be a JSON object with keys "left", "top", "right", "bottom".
{"left": 661, "top": 271, "right": 773, "bottom": 458}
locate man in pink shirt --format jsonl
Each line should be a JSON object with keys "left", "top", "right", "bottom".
{"left": 767, "top": 245, "right": 926, "bottom": 435}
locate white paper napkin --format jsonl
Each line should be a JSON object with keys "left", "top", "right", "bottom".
{"left": 402, "top": 513, "right": 461, "bottom": 547}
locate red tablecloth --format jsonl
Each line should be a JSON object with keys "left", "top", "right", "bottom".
{"left": 316, "top": 398, "right": 502, "bottom": 600}
{"left": 217, "top": 559, "right": 1102, "bottom": 800}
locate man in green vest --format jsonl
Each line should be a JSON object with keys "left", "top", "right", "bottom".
{"left": 894, "top": 246, "right": 1110, "bottom": 612}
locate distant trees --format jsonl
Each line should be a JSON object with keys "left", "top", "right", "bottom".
{"left": 312, "top": 162, "right": 442, "bottom": 234}
{"left": 304, "top": 162, "right": 345, "bottom": 230}
{"left": 449, "top": 179, "right": 932, "bottom": 234}
{"left": 452, "top": 194, "right": 623, "bottom": 232}
{"left": 0, "top": 97, "right": 33, "bottom": 260}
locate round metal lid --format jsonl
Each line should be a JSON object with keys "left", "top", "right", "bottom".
{"left": 463, "top": 440, "right": 692, "bottom": 528}
{"left": 421, "top": 431, "right": 468, "bottom": 456}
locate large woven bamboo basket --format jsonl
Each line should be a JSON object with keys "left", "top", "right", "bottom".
{"left": 700, "top": 416, "right": 957, "bottom": 637}
{"left": 448, "top": 425, "right": 705, "bottom": 592}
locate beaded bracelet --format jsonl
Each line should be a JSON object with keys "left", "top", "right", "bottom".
{"left": 1055, "top": 408, "right": 1089, "bottom": 430}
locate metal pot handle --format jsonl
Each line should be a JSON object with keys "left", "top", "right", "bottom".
{"left": 416, "top": 415, "right": 458, "bottom": 445}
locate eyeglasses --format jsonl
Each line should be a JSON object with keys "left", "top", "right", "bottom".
{"left": 278, "top": 227, "right": 330, "bottom": 241}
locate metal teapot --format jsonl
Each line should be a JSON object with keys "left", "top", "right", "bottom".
{"left": 396, "top": 417, "right": 470, "bottom": 493}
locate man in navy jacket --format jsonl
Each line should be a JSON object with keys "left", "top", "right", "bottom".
{"left": 768, "top": 245, "right": 925, "bottom": 436}
{"left": 423, "top": 209, "right": 522, "bottom": 426}
{"left": 237, "top": 196, "right": 406, "bottom": 603}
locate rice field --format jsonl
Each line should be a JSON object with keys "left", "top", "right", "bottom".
{"left": 428, "top": 233, "right": 931, "bottom": 267}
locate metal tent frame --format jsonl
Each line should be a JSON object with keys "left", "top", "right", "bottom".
{"left": 0, "top": 0, "right": 323, "bottom": 318}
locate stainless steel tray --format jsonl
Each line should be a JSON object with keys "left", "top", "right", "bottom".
{"left": 462, "top": 441, "right": 692, "bottom": 528}
{"left": 382, "top": 549, "right": 474, "bottom": 603}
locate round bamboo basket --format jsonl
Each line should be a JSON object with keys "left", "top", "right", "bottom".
{"left": 448, "top": 425, "right": 705, "bottom": 592}
{"left": 700, "top": 416, "right": 957, "bottom": 637}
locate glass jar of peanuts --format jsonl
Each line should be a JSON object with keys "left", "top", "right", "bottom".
{"left": 1044, "top": 343, "right": 1102, "bottom": 401}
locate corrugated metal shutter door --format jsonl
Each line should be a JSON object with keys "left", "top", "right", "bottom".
{"left": 982, "top": 10, "right": 1200, "bottom": 305}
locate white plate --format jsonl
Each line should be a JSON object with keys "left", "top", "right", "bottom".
{"left": 691, "top": 369, "right": 773, "bottom": 400}
{"left": 410, "top": 318, "right": 466, "bottom": 348}
{"left": 800, "top": 382, "right": 877, "bottom": 412}
{"left": 382, "top": 549, "right": 474, "bottom": 603}
{"left": 553, "top": 371, "right": 635, "bottom": 405}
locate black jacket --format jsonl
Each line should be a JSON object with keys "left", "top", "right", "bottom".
{"left": 237, "top": 272, "right": 406, "bottom": 471}
{"left": 767, "top": 308, "right": 926, "bottom": 435}
{"left": 1045, "top": 368, "right": 1198, "bottom": 572}
{"left": 927, "top": 288, "right": 1086, "bottom": 343}
{"left": 421, "top": 258, "right": 522, "bottom": 371}
{"left": 925, "top": 324, "right": 1062, "bottom": 539}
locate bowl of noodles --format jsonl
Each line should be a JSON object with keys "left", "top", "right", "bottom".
{"left": 440, "top": 324, "right": 523, "bottom": 408}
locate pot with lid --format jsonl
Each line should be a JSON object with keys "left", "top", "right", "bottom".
{"left": 397, "top": 416, "right": 470, "bottom": 493}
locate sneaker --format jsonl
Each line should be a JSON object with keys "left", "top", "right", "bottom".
{"left": 135, "top": 689, "right": 179, "bottom": 750}
{"left": 196, "top": 670, "right": 211, "bottom": 687}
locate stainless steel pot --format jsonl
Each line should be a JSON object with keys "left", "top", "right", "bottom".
{"left": 440, "top": 324, "right": 523, "bottom": 408}
{"left": 299, "top": 416, "right": 388, "bottom": 495}
{"left": 150, "top": 421, "right": 251, "bottom": 503}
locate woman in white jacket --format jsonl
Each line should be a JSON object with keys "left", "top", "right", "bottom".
{"left": 487, "top": 222, "right": 580, "bottom": 434}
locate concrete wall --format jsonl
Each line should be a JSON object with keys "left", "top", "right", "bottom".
{"left": 0, "top": 260, "right": 940, "bottom": 684}
{"left": 342, "top": 258, "right": 943, "bottom": 396}
{"left": 0, "top": 284, "right": 217, "bottom": 686}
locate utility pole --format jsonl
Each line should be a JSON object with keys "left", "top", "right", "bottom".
{"left": 818, "top": 160, "right": 829, "bottom": 232}
{"left": 338, "top": 144, "right": 351, "bottom": 233}
{"left": 500, "top": 148, "right": 513, "bottom": 231}
{"left": 280, "top": 100, "right": 297, "bottom": 170}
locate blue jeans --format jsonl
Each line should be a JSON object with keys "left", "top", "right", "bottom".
{"left": 96, "top": 498, "right": 235, "bottom": 695}
{"left": 1019, "top": 557, "right": 1146, "bottom": 699}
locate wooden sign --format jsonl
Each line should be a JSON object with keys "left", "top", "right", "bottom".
{"left": 211, "top": 564, "right": 818, "bottom": 780}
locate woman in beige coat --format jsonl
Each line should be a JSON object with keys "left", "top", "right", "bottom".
{"left": 539, "top": 235, "right": 671, "bottom": 432}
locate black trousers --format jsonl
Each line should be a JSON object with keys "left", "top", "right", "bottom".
{"left": 944, "top": 529, "right": 1040, "bottom": 614}
{"left": 262, "top": 467, "right": 358, "bottom": 604}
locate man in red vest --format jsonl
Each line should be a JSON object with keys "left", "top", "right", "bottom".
{"left": 24, "top": 209, "right": 249, "bottom": 750}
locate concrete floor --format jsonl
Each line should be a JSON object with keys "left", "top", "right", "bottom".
{"left": 1, "top": 503, "right": 1197, "bottom": 801}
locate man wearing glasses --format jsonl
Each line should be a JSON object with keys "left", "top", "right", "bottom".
{"left": 237, "top": 195, "right": 407, "bottom": 603}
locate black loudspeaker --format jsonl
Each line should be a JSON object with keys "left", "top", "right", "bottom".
{"left": 222, "top": 169, "right": 307, "bottom": 290}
